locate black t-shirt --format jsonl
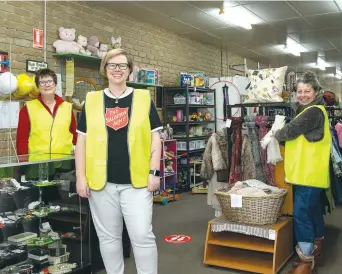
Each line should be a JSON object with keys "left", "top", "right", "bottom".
{"left": 77, "top": 88, "right": 163, "bottom": 184}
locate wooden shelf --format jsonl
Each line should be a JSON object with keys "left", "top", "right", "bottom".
{"left": 208, "top": 232, "right": 274, "bottom": 253}
{"left": 126, "top": 81, "right": 163, "bottom": 88}
{"left": 205, "top": 247, "right": 273, "bottom": 273}
{"left": 52, "top": 53, "right": 101, "bottom": 62}
{"left": 204, "top": 217, "right": 293, "bottom": 274}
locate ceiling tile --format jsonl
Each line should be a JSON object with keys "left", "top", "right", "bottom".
{"left": 272, "top": 18, "right": 313, "bottom": 33}
{"left": 324, "top": 29, "right": 342, "bottom": 50}
{"left": 325, "top": 49, "right": 342, "bottom": 63}
{"left": 134, "top": 1, "right": 193, "bottom": 17}
{"left": 174, "top": 10, "right": 229, "bottom": 30}
{"left": 98, "top": 1, "right": 198, "bottom": 34}
{"left": 302, "top": 41, "right": 335, "bottom": 51}
{"left": 256, "top": 44, "right": 286, "bottom": 56}
{"left": 288, "top": 1, "right": 339, "bottom": 16}
{"left": 187, "top": 1, "right": 239, "bottom": 11}
{"left": 243, "top": 2, "right": 300, "bottom": 21}
{"left": 305, "top": 12, "right": 342, "bottom": 29}
{"left": 253, "top": 24, "right": 287, "bottom": 44}
{"left": 204, "top": 5, "right": 265, "bottom": 28}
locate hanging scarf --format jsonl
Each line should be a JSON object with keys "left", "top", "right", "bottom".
{"left": 228, "top": 117, "right": 243, "bottom": 184}
{"left": 244, "top": 116, "right": 265, "bottom": 183}
{"left": 256, "top": 116, "right": 275, "bottom": 185}
{"left": 241, "top": 134, "right": 257, "bottom": 181}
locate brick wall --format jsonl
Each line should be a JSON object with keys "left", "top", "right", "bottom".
{"left": 0, "top": 1, "right": 245, "bottom": 157}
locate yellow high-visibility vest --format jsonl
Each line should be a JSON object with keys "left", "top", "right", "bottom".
{"left": 285, "top": 105, "right": 331, "bottom": 188}
{"left": 26, "top": 99, "right": 73, "bottom": 162}
{"left": 85, "top": 89, "right": 151, "bottom": 190}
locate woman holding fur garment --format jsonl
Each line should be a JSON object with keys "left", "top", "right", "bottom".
{"left": 273, "top": 71, "right": 331, "bottom": 274}
{"left": 75, "top": 48, "right": 162, "bottom": 274}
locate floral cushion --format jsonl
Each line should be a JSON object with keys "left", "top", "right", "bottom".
{"left": 243, "top": 66, "right": 288, "bottom": 103}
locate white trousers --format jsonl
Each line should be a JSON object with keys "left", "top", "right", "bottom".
{"left": 89, "top": 183, "right": 158, "bottom": 274}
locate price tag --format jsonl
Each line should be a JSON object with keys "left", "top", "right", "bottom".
{"left": 230, "top": 194, "right": 242, "bottom": 208}
{"left": 225, "top": 119, "right": 232, "bottom": 128}
{"left": 268, "top": 229, "right": 276, "bottom": 240}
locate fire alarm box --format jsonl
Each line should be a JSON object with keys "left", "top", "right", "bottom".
{"left": 0, "top": 51, "right": 9, "bottom": 73}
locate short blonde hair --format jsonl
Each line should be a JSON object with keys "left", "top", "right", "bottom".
{"left": 100, "top": 48, "right": 134, "bottom": 77}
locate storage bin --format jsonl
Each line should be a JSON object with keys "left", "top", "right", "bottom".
{"left": 177, "top": 142, "right": 186, "bottom": 151}
{"left": 189, "top": 141, "right": 197, "bottom": 150}
{"left": 173, "top": 94, "right": 186, "bottom": 104}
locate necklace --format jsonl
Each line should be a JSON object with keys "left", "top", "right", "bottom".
{"left": 110, "top": 88, "right": 126, "bottom": 103}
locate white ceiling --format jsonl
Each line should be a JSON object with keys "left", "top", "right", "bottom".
{"left": 93, "top": 1, "right": 342, "bottom": 72}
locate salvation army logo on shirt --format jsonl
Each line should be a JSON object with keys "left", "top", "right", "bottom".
{"left": 105, "top": 107, "right": 129, "bottom": 131}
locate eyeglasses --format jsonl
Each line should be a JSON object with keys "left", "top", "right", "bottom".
{"left": 106, "top": 63, "right": 129, "bottom": 70}
{"left": 39, "top": 80, "right": 54, "bottom": 86}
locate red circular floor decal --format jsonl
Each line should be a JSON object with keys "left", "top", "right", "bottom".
{"left": 164, "top": 235, "right": 192, "bottom": 244}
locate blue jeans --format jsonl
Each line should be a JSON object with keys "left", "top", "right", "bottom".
{"left": 293, "top": 185, "right": 325, "bottom": 256}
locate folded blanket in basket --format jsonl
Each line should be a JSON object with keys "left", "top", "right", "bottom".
{"left": 224, "top": 179, "right": 283, "bottom": 196}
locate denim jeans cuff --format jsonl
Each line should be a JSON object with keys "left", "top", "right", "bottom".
{"left": 298, "top": 242, "right": 314, "bottom": 256}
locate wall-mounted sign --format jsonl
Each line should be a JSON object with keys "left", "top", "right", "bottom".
{"left": 26, "top": 60, "right": 48, "bottom": 73}
{"left": 33, "top": 28, "right": 44, "bottom": 49}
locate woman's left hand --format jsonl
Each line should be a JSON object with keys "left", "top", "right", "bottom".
{"left": 148, "top": 174, "right": 160, "bottom": 192}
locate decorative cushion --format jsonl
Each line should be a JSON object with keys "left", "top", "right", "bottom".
{"left": 243, "top": 66, "right": 288, "bottom": 103}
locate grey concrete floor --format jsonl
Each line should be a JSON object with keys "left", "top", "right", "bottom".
{"left": 97, "top": 193, "right": 342, "bottom": 274}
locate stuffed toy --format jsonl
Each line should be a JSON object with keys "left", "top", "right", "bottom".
{"left": 111, "top": 36, "right": 122, "bottom": 49}
{"left": 77, "top": 35, "right": 91, "bottom": 56}
{"left": 87, "top": 36, "right": 100, "bottom": 57}
{"left": 98, "top": 43, "right": 108, "bottom": 59}
{"left": 53, "top": 27, "right": 83, "bottom": 54}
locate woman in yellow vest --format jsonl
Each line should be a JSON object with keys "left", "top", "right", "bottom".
{"left": 75, "top": 48, "right": 162, "bottom": 274}
{"left": 16, "top": 69, "right": 76, "bottom": 180}
{"left": 274, "top": 71, "right": 331, "bottom": 274}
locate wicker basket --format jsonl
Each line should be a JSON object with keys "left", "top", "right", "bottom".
{"left": 215, "top": 186, "right": 288, "bottom": 226}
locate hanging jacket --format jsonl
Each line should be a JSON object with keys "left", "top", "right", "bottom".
{"left": 200, "top": 128, "right": 228, "bottom": 181}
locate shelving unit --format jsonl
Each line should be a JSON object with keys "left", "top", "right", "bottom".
{"left": 204, "top": 217, "right": 293, "bottom": 274}
{"left": 153, "top": 139, "right": 179, "bottom": 205}
{"left": 164, "top": 86, "right": 216, "bottom": 191}
{"left": 226, "top": 102, "right": 295, "bottom": 118}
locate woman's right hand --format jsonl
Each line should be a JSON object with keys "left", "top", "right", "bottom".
{"left": 76, "top": 176, "right": 90, "bottom": 198}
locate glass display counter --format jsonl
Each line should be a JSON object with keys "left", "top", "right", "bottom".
{"left": 0, "top": 154, "right": 92, "bottom": 274}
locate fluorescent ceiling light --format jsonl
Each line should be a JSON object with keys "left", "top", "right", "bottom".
{"left": 208, "top": 5, "right": 262, "bottom": 30}
{"left": 274, "top": 37, "right": 308, "bottom": 56}
{"left": 336, "top": 68, "right": 342, "bottom": 79}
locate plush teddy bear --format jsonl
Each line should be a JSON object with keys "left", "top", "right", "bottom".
{"left": 77, "top": 35, "right": 91, "bottom": 55}
{"left": 53, "top": 27, "right": 83, "bottom": 54}
{"left": 111, "top": 36, "right": 122, "bottom": 49}
{"left": 87, "top": 36, "right": 100, "bottom": 57}
{"left": 98, "top": 43, "right": 108, "bottom": 59}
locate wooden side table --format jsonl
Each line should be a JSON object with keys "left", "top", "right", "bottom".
{"left": 203, "top": 217, "right": 293, "bottom": 274}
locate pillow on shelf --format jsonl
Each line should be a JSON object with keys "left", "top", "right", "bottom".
{"left": 243, "top": 66, "right": 288, "bottom": 103}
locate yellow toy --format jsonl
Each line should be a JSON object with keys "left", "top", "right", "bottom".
{"left": 14, "top": 73, "right": 34, "bottom": 98}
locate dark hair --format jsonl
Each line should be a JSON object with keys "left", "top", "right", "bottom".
{"left": 296, "top": 70, "right": 321, "bottom": 93}
{"left": 35, "top": 69, "right": 57, "bottom": 87}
